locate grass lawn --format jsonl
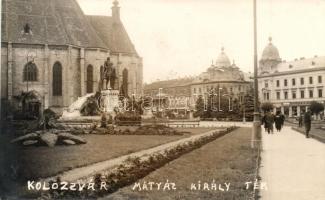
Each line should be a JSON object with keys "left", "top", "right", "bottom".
{"left": 292, "top": 125, "right": 325, "bottom": 140}
{"left": 105, "top": 127, "right": 258, "bottom": 200}
{"left": 0, "top": 127, "right": 215, "bottom": 181}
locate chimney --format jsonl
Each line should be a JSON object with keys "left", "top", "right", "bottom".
{"left": 112, "top": 0, "right": 120, "bottom": 22}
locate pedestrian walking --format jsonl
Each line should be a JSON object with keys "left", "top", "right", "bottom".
{"left": 265, "top": 111, "right": 275, "bottom": 134}
{"left": 280, "top": 112, "right": 285, "bottom": 129}
{"left": 274, "top": 111, "right": 284, "bottom": 132}
{"left": 298, "top": 112, "right": 303, "bottom": 127}
{"left": 304, "top": 109, "right": 312, "bottom": 138}
{"left": 261, "top": 114, "right": 267, "bottom": 132}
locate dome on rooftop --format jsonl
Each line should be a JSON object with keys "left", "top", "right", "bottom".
{"left": 261, "top": 37, "right": 281, "bottom": 61}
{"left": 215, "top": 47, "right": 231, "bottom": 67}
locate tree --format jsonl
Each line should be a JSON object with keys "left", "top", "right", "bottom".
{"left": 310, "top": 101, "right": 324, "bottom": 115}
{"left": 240, "top": 94, "right": 254, "bottom": 121}
{"left": 194, "top": 95, "right": 205, "bottom": 118}
{"left": 261, "top": 102, "right": 274, "bottom": 113}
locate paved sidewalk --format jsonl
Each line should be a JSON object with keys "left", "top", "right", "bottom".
{"left": 260, "top": 126, "right": 325, "bottom": 200}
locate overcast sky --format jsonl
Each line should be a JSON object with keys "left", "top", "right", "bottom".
{"left": 77, "top": 0, "right": 325, "bottom": 83}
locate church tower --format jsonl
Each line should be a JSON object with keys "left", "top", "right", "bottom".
{"left": 112, "top": 0, "right": 120, "bottom": 22}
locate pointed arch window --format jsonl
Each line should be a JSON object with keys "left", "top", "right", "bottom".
{"left": 86, "top": 65, "right": 94, "bottom": 93}
{"left": 121, "top": 68, "right": 129, "bottom": 97}
{"left": 53, "top": 62, "right": 62, "bottom": 96}
{"left": 23, "top": 62, "right": 38, "bottom": 82}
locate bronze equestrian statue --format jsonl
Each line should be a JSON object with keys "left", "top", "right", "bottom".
{"left": 99, "top": 57, "right": 116, "bottom": 91}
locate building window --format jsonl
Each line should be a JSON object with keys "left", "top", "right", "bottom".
{"left": 53, "top": 62, "right": 62, "bottom": 96}
{"left": 300, "top": 90, "right": 305, "bottom": 99}
{"left": 318, "top": 76, "right": 322, "bottom": 83}
{"left": 121, "top": 68, "right": 129, "bottom": 96}
{"left": 193, "top": 88, "right": 196, "bottom": 94}
{"left": 265, "top": 81, "right": 268, "bottom": 88}
{"left": 266, "top": 93, "right": 270, "bottom": 100}
{"left": 276, "top": 92, "right": 280, "bottom": 100}
{"left": 292, "top": 91, "right": 296, "bottom": 99}
{"left": 86, "top": 65, "right": 94, "bottom": 93}
{"left": 23, "top": 62, "right": 38, "bottom": 82}
{"left": 239, "top": 86, "right": 242, "bottom": 91}
{"left": 300, "top": 77, "right": 304, "bottom": 85}
{"left": 276, "top": 80, "right": 280, "bottom": 87}
{"left": 284, "top": 91, "right": 288, "bottom": 99}
{"left": 292, "top": 78, "right": 296, "bottom": 86}
{"left": 23, "top": 23, "right": 32, "bottom": 34}
{"left": 309, "top": 77, "right": 313, "bottom": 84}
{"left": 309, "top": 90, "right": 313, "bottom": 98}
{"left": 319, "top": 89, "right": 323, "bottom": 98}
{"left": 199, "top": 88, "right": 201, "bottom": 93}
{"left": 284, "top": 79, "right": 288, "bottom": 87}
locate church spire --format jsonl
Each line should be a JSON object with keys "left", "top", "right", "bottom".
{"left": 112, "top": 0, "right": 120, "bottom": 22}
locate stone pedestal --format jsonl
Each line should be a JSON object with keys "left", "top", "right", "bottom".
{"left": 61, "top": 90, "right": 119, "bottom": 120}
{"left": 142, "top": 109, "right": 153, "bottom": 119}
{"left": 189, "top": 110, "right": 194, "bottom": 119}
{"left": 100, "top": 90, "right": 119, "bottom": 113}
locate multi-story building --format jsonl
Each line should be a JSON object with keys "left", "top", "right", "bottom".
{"left": 258, "top": 37, "right": 325, "bottom": 117}
{"left": 143, "top": 48, "right": 253, "bottom": 113}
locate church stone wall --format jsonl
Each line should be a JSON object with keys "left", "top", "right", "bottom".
{"left": 1, "top": 47, "right": 8, "bottom": 99}
{"left": 84, "top": 49, "right": 109, "bottom": 93}
{"left": 110, "top": 53, "right": 143, "bottom": 97}
{"left": 48, "top": 47, "right": 69, "bottom": 107}
{"left": 11, "top": 45, "right": 47, "bottom": 99}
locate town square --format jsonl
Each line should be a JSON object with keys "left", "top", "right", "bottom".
{"left": 0, "top": 0, "right": 325, "bottom": 199}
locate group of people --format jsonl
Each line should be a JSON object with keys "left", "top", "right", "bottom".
{"left": 261, "top": 109, "right": 313, "bottom": 138}
{"left": 261, "top": 111, "right": 285, "bottom": 134}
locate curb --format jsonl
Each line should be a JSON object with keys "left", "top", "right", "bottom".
{"left": 291, "top": 127, "right": 325, "bottom": 143}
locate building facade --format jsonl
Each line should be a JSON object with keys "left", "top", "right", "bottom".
{"left": 1, "top": 0, "right": 143, "bottom": 116}
{"left": 258, "top": 37, "right": 325, "bottom": 117}
{"left": 143, "top": 48, "right": 253, "bottom": 112}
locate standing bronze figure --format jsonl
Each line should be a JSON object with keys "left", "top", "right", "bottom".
{"left": 99, "top": 57, "right": 117, "bottom": 90}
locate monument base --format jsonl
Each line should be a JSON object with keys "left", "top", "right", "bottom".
{"left": 60, "top": 90, "right": 120, "bottom": 120}
{"left": 100, "top": 90, "right": 119, "bottom": 113}
{"left": 142, "top": 109, "right": 154, "bottom": 119}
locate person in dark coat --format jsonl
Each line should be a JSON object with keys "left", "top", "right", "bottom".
{"left": 298, "top": 113, "right": 303, "bottom": 127}
{"left": 261, "top": 114, "right": 267, "bottom": 131}
{"left": 265, "top": 111, "right": 275, "bottom": 134}
{"left": 274, "top": 111, "right": 284, "bottom": 132}
{"left": 304, "top": 109, "right": 312, "bottom": 138}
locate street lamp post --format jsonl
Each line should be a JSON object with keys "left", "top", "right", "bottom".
{"left": 158, "top": 88, "right": 163, "bottom": 112}
{"left": 252, "top": 0, "right": 261, "bottom": 148}
{"left": 218, "top": 88, "right": 223, "bottom": 111}
{"left": 222, "top": 94, "right": 232, "bottom": 111}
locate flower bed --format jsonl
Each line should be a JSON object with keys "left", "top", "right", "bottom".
{"left": 37, "top": 127, "right": 237, "bottom": 199}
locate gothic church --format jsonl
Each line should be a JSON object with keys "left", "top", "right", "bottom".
{"left": 1, "top": 0, "right": 143, "bottom": 116}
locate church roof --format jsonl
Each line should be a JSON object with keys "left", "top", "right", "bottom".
{"left": 261, "top": 37, "right": 281, "bottom": 61}
{"left": 1, "top": 0, "right": 108, "bottom": 48}
{"left": 87, "top": 15, "right": 138, "bottom": 56}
